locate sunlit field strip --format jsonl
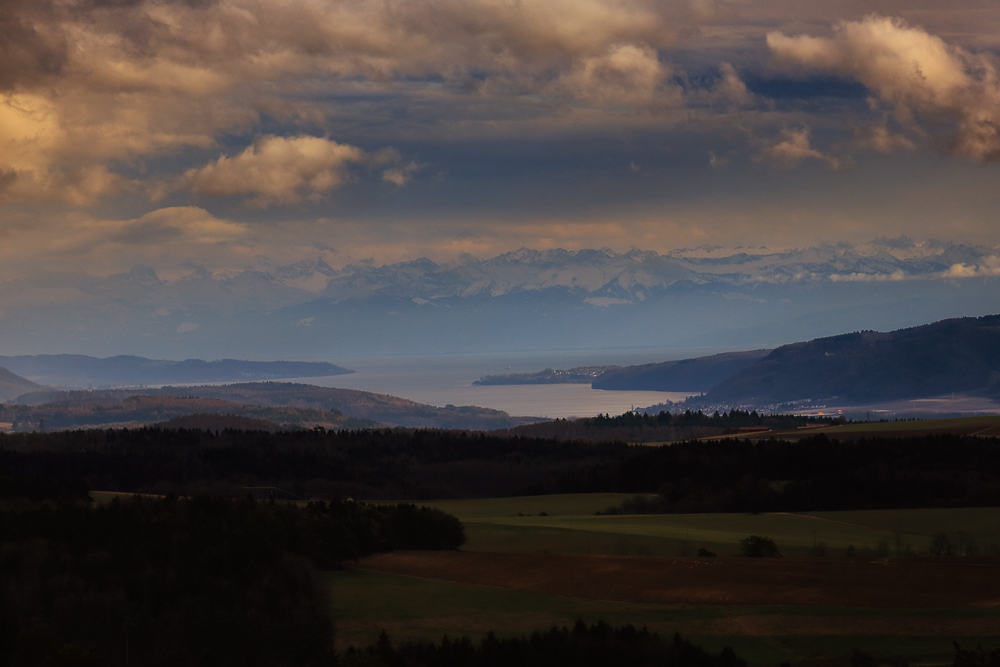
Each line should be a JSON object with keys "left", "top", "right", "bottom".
{"left": 421, "top": 495, "right": 1000, "bottom": 557}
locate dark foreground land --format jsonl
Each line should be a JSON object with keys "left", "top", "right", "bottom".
{"left": 4, "top": 423, "right": 1000, "bottom": 512}
{"left": 359, "top": 551, "right": 1000, "bottom": 609}
{"left": 0, "top": 494, "right": 463, "bottom": 666}
{"left": 5, "top": 418, "right": 1000, "bottom": 666}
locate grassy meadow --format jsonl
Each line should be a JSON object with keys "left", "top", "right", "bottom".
{"left": 328, "top": 493, "right": 1000, "bottom": 666}
{"left": 327, "top": 567, "right": 1000, "bottom": 666}
{"left": 419, "top": 494, "right": 1000, "bottom": 557}
{"left": 755, "top": 414, "right": 1000, "bottom": 440}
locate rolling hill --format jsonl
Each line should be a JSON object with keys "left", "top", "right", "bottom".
{"left": 0, "top": 367, "right": 47, "bottom": 401}
{"left": 15, "top": 382, "right": 545, "bottom": 430}
{"left": 591, "top": 349, "right": 771, "bottom": 392}
{"left": 0, "top": 354, "right": 353, "bottom": 388}
{"left": 1, "top": 394, "right": 376, "bottom": 431}
{"left": 703, "top": 315, "right": 1000, "bottom": 405}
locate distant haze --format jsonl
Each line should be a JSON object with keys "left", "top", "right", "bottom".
{"left": 1, "top": 242, "right": 998, "bottom": 360}
{"left": 3, "top": 3, "right": 1000, "bottom": 337}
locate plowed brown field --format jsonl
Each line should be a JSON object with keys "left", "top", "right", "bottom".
{"left": 359, "top": 551, "right": 1000, "bottom": 608}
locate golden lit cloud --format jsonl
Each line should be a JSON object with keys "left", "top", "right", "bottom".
{"left": 760, "top": 126, "right": 839, "bottom": 169}
{"left": 769, "top": 16, "right": 1000, "bottom": 160}
{"left": 182, "top": 135, "right": 365, "bottom": 206}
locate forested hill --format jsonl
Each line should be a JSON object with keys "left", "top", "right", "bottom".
{"left": 705, "top": 314, "right": 1000, "bottom": 405}
{"left": 0, "top": 354, "right": 353, "bottom": 387}
{"left": 16, "top": 382, "right": 545, "bottom": 430}
{"left": 0, "top": 394, "right": 377, "bottom": 432}
{"left": 591, "top": 350, "right": 770, "bottom": 392}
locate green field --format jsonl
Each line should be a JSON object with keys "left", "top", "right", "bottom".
{"left": 92, "top": 489, "right": 1000, "bottom": 664}
{"left": 419, "top": 494, "right": 1000, "bottom": 557}
{"left": 327, "top": 494, "right": 1000, "bottom": 665}
{"left": 761, "top": 414, "right": 1000, "bottom": 439}
{"left": 414, "top": 492, "right": 640, "bottom": 520}
{"left": 327, "top": 568, "right": 1000, "bottom": 666}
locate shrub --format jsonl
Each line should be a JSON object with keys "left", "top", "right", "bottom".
{"left": 739, "top": 535, "right": 781, "bottom": 557}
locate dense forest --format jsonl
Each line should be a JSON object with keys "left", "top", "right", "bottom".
{"left": 2, "top": 427, "right": 1000, "bottom": 512}
{"left": 0, "top": 428, "right": 630, "bottom": 499}
{"left": 341, "top": 622, "right": 748, "bottom": 667}
{"left": 614, "top": 433, "right": 1000, "bottom": 513}
{"left": 0, "top": 494, "right": 463, "bottom": 666}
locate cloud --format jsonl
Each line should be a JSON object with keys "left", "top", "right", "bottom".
{"left": 828, "top": 270, "right": 907, "bottom": 282}
{"left": 768, "top": 16, "right": 1000, "bottom": 160}
{"left": 382, "top": 162, "right": 423, "bottom": 186}
{"left": 556, "top": 44, "right": 676, "bottom": 107}
{"left": 0, "top": 207, "right": 251, "bottom": 280}
{"left": 107, "top": 207, "right": 248, "bottom": 246}
{"left": 182, "top": 135, "right": 364, "bottom": 206}
{"left": 0, "top": 0, "right": 752, "bottom": 208}
{"left": 854, "top": 119, "right": 916, "bottom": 153}
{"left": 0, "top": 0, "right": 68, "bottom": 90}
{"left": 713, "top": 62, "right": 752, "bottom": 106}
{"left": 943, "top": 260, "right": 1000, "bottom": 278}
{"left": 760, "top": 126, "right": 839, "bottom": 169}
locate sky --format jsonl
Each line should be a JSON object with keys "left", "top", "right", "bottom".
{"left": 4, "top": 0, "right": 1000, "bottom": 279}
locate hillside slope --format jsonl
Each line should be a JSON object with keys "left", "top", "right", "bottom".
{"left": 0, "top": 354, "right": 352, "bottom": 387}
{"left": 2, "top": 394, "right": 375, "bottom": 431}
{"left": 0, "top": 367, "right": 47, "bottom": 401}
{"left": 17, "top": 382, "right": 544, "bottom": 430}
{"left": 591, "top": 350, "right": 771, "bottom": 392}
{"left": 705, "top": 315, "right": 1000, "bottom": 405}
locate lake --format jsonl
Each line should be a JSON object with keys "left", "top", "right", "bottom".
{"left": 287, "top": 348, "right": 712, "bottom": 419}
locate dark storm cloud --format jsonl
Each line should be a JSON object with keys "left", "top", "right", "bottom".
{"left": 0, "top": 0, "right": 66, "bottom": 88}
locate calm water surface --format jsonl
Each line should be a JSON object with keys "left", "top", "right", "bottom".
{"left": 289, "top": 348, "right": 711, "bottom": 419}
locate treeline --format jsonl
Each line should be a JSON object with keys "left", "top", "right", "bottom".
{"left": 0, "top": 494, "right": 462, "bottom": 666}
{"left": 614, "top": 433, "right": 1000, "bottom": 513}
{"left": 5, "top": 427, "right": 1000, "bottom": 511}
{"left": 342, "top": 622, "right": 747, "bottom": 667}
{"left": 0, "top": 428, "right": 630, "bottom": 499}
{"left": 509, "top": 410, "right": 837, "bottom": 443}
{"left": 589, "top": 409, "right": 834, "bottom": 430}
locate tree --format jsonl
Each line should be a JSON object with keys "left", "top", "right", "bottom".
{"left": 739, "top": 535, "right": 781, "bottom": 557}
{"left": 930, "top": 532, "right": 954, "bottom": 556}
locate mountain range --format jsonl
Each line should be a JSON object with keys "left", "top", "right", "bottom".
{"left": 4, "top": 240, "right": 1000, "bottom": 358}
